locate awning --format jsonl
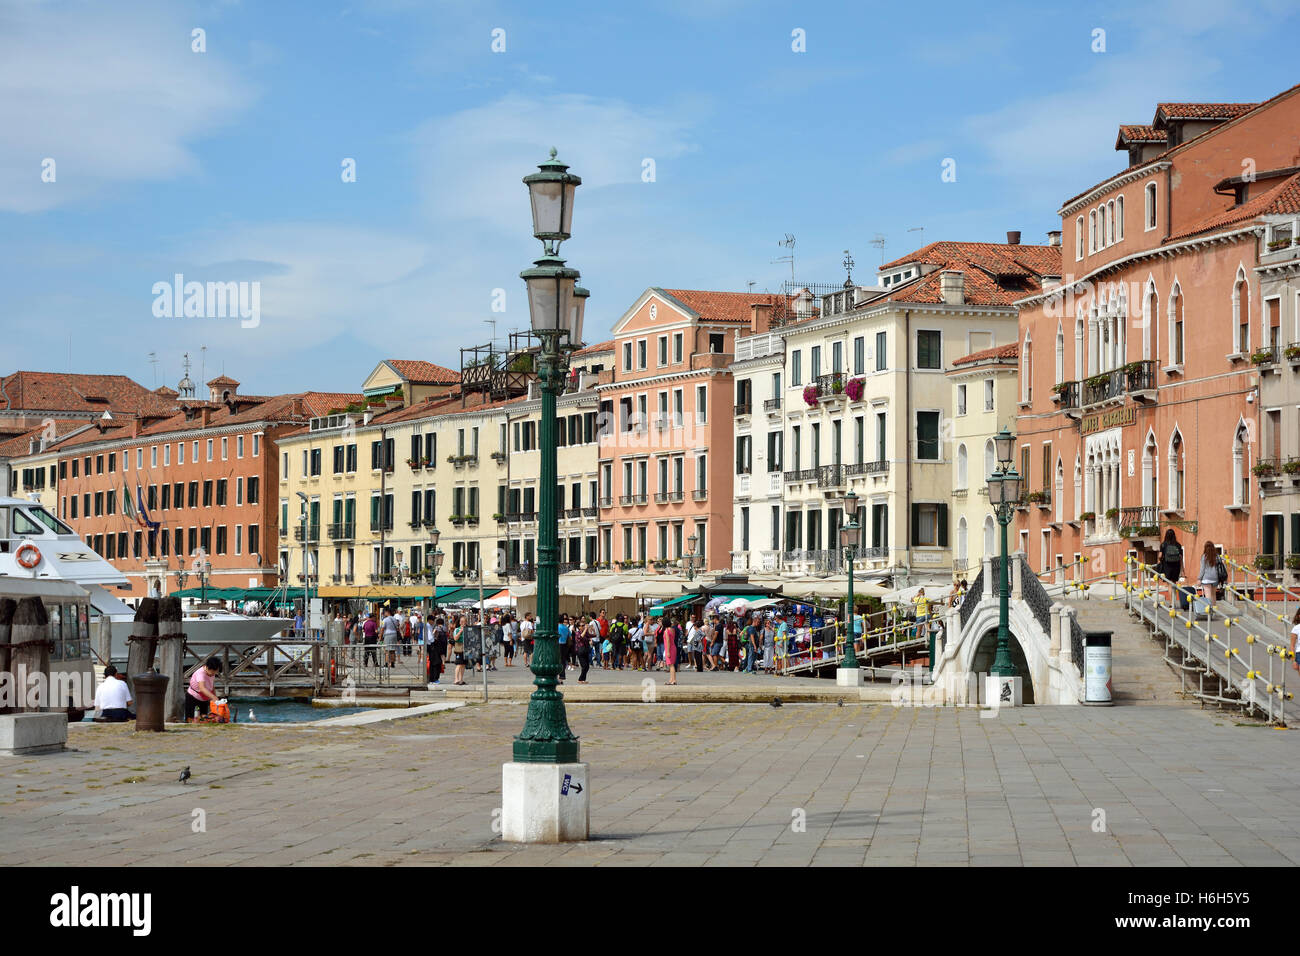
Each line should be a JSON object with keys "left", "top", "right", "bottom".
{"left": 647, "top": 593, "right": 704, "bottom": 617}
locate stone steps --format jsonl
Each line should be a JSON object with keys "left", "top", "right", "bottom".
{"left": 1065, "top": 596, "right": 1190, "bottom": 705}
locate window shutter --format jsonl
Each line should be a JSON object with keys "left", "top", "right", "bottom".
{"left": 938, "top": 503, "right": 949, "bottom": 548}
{"left": 910, "top": 503, "right": 920, "bottom": 546}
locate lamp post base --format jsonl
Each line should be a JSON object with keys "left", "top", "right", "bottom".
{"left": 835, "top": 666, "right": 863, "bottom": 687}
{"left": 982, "top": 674, "right": 1023, "bottom": 708}
{"left": 501, "top": 762, "right": 589, "bottom": 843}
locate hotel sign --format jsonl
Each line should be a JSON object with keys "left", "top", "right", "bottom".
{"left": 1080, "top": 406, "right": 1136, "bottom": 435}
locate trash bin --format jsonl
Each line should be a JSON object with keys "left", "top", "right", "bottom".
{"left": 1082, "top": 630, "right": 1112, "bottom": 706}
{"left": 133, "top": 672, "right": 170, "bottom": 731}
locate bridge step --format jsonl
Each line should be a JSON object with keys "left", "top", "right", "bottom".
{"left": 1066, "top": 598, "right": 1190, "bottom": 705}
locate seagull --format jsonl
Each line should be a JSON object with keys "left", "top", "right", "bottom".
{"left": 248, "top": 709, "right": 257, "bottom": 722}
{"left": 179, "top": 766, "right": 191, "bottom": 785}
{"left": 770, "top": 697, "right": 783, "bottom": 708}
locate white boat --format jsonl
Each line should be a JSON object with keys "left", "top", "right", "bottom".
{"left": 0, "top": 496, "right": 291, "bottom": 664}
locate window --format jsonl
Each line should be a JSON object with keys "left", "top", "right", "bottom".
{"left": 916, "top": 411, "right": 940, "bottom": 461}
{"left": 163, "top": 444, "right": 170, "bottom": 467}
{"left": 695, "top": 385, "right": 707, "bottom": 424}
{"left": 1145, "top": 182, "right": 1157, "bottom": 230}
{"left": 875, "top": 413, "right": 886, "bottom": 463}
{"left": 791, "top": 425, "right": 801, "bottom": 471}
{"left": 237, "top": 435, "right": 244, "bottom": 458}
{"left": 956, "top": 384, "right": 967, "bottom": 416}
{"left": 1076, "top": 215, "right": 1084, "bottom": 260}
{"left": 735, "top": 436, "right": 752, "bottom": 475}
{"left": 916, "top": 330, "right": 941, "bottom": 369}
{"left": 910, "top": 502, "right": 948, "bottom": 547}
{"left": 1234, "top": 268, "right": 1250, "bottom": 354}
{"left": 1055, "top": 321, "right": 1065, "bottom": 383}
{"left": 1089, "top": 210, "right": 1097, "bottom": 252}
{"left": 853, "top": 336, "right": 865, "bottom": 375}
{"left": 638, "top": 339, "right": 647, "bottom": 369}
{"left": 790, "top": 350, "right": 802, "bottom": 386}
{"left": 206, "top": 439, "right": 213, "bottom": 462}
{"left": 810, "top": 345, "right": 821, "bottom": 380}
{"left": 253, "top": 434, "right": 260, "bottom": 457}
{"left": 1168, "top": 430, "right": 1185, "bottom": 510}
{"left": 767, "top": 431, "right": 782, "bottom": 472}
{"left": 984, "top": 377, "right": 994, "bottom": 411}
{"left": 657, "top": 335, "right": 668, "bottom": 366}
{"left": 248, "top": 476, "right": 259, "bottom": 504}
{"left": 956, "top": 443, "right": 968, "bottom": 488}
{"left": 1116, "top": 195, "right": 1124, "bottom": 240}
{"left": 150, "top": 446, "right": 157, "bottom": 467}
{"left": 695, "top": 453, "right": 707, "bottom": 492}
{"left": 875, "top": 331, "right": 886, "bottom": 371}
{"left": 623, "top": 341, "right": 633, "bottom": 370}
{"left": 1170, "top": 282, "right": 1185, "bottom": 364}
{"left": 673, "top": 332, "right": 683, "bottom": 364}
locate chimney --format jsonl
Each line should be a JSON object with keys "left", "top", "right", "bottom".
{"left": 199, "top": 406, "right": 211, "bottom": 428}
{"left": 1046, "top": 230, "right": 1062, "bottom": 246}
{"left": 1006, "top": 230, "right": 1021, "bottom": 245}
{"left": 290, "top": 397, "right": 305, "bottom": 419}
{"left": 750, "top": 301, "right": 773, "bottom": 335}
{"left": 939, "top": 270, "right": 965, "bottom": 306}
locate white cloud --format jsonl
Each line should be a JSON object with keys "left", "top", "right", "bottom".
{"left": 0, "top": 0, "right": 254, "bottom": 213}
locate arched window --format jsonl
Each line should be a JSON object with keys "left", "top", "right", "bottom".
{"left": 1169, "top": 281, "right": 1184, "bottom": 366}
{"left": 1143, "top": 281, "right": 1158, "bottom": 363}
{"left": 1168, "top": 430, "right": 1185, "bottom": 511}
{"left": 1233, "top": 267, "right": 1250, "bottom": 354}
{"left": 1107, "top": 200, "right": 1115, "bottom": 247}
{"left": 984, "top": 515, "right": 996, "bottom": 556}
{"left": 1076, "top": 216, "right": 1084, "bottom": 260}
{"left": 1073, "top": 454, "right": 1082, "bottom": 520}
{"left": 1233, "top": 421, "right": 1249, "bottom": 506}
{"left": 1054, "top": 457, "right": 1064, "bottom": 523}
{"left": 1141, "top": 431, "right": 1157, "bottom": 508}
{"left": 1089, "top": 210, "right": 1098, "bottom": 252}
{"left": 1022, "top": 332, "right": 1032, "bottom": 403}
{"left": 1116, "top": 195, "right": 1125, "bottom": 240}
{"left": 1055, "top": 320, "right": 1065, "bottom": 384}
{"left": 957, "top": 443, "right": 968, "bottom": 489}
{"left": 1145, "top": 182, "right": 1157, "bottom": 230}
{"left": 984, "top": 439, "right": 996, "bottom": 480}
{"left": 1074, "top": 309, "right": 1085, "bottom": 381}
{"left": 957, "top": 516, "right": 968, "bottom": 564}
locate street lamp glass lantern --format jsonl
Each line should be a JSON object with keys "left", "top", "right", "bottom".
{"left": 840, "top": 518, "right": 860, "bottom": 549}
{"left": 521, "top": 257, "right": 580, "bottom": 338}
{"left": 568, "top": 286, "right": 589, "bottom": 348}
{"left": 993, "top": 427, "right": 1016, "bottom": 468}
{"left": 433, "top": 549, "right": 445, "bottom": 570}
{"left": 523, "top": 149, "right": 581, "bottom": 243}
{"left": 687, "top": 533, "right": 699, "bottom": 553}
{"left": 1001, "top": 468, "right": 1023, "bottom": 504}
{"left": 429, "top": 527, "right": 440, "bottom": 549}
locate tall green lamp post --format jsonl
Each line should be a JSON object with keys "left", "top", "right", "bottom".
{"left": 685, "top": 532, "right": 699, "bottom": 582}
{"left": 986, "top": 426, "right": 1023, "bottom": 681}
{"left": 504, "top": 149, "right": 590, "bottom": 843}
{"left": 839, "top": 490, "right": 860, "bottom": 671}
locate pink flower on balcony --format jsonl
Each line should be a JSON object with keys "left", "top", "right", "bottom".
{"left": 844, "top": 377, "right": 865, "bottom": 402}
{"left": 803, "top": 384, "right": 819, "bottom": 408}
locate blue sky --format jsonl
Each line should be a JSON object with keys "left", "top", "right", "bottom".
{"left": 2, "top": 0, "right": 1297, "bottom": 395}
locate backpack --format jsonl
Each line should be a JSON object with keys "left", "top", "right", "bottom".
{"left": 1163, "top": 542, "right": 1182, "bottom": 565}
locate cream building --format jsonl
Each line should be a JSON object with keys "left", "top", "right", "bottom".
{"left": 747, "top": 239, "right": 1058, "bottom": 584}
{"left": 945, "top": 343, "right": 1020, "bottom": 580}
{"left": 729, "top": 326, "right": 786, "bottom": 572}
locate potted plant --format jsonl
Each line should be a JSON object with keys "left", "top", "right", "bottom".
{"left": 1137, "top": 524, "right": 1159, "bottom": 537}
{"left": 1251, "top": 347, "right": 1276, "bottom": 365}
{"left": 844, "top": 377, "right": 865, "bottom": 402}
{"left": 802, "top": 384, "right": 819, "bottom": 408}
{"left": 1078, "top": 511, "right": 1095, "bottom": 522}
{"left": 1284, "top": 460, "right": 1300, "bottom": 475}
{"left": 1254, "top": 554, "right": 1276, "bottom": 571}
{"left": 1025, "top": 490, "right": 1045, "bottom": 503}
{"left": 1253, "top": 461, "right": 1278, "bottom": 477}
{"left": 1085, "top": 372, "right": 1109, "bottom": 389}
{"left": 1286, "top": 344, "right": 1300, "bottom": 362}
{"left": 831, "top": 377, "right": 844, "bottom": 394}
{"left": 1104, "top": 507, "right": 1119, "bottom": 521}
{"left": 493, "top": 512, "right": 505, "bottom": 522}
{"left": 1268, "top": 238, "right": 1292, "bottom": 251}
{"left": 1286, "top": 554, "right": 1300, "bottom": 571}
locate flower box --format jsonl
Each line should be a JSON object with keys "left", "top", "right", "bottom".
{"left": 1104, "top": 508, "right": 1119, "bottom": 520}
{"left": 1253, "top": 462, "right": 1278, "bottom": 477}
{"left": 1251, "top": 348, "right": 1277, "bottom": 365}
{"left": 844, "top": 377, "right": 865, "bottom": 402}
{"left": 1078, "top": 511, "right": 1095, "bottom": 521}
{"left": 1286, "top": 555, "right": 1300, "bottom": 571}
{"left": 802, "top": 385, "right": 819, "bottom": 408}
{"left": 1254, "top": 554, "right": 1275, "bottom": 571}
{"left": 1286, "top": 345, "right": 1300, "bottom": 362}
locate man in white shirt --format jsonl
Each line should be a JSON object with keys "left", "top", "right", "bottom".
{"left": 93, "top": 666, "right": 134, "bottom": 722}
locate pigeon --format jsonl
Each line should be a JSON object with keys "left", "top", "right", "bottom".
{"left": 770, "top": 697, "right": 783, "bottom": 708}
{"left": 179, "top": 766, "right": 191, "bottom": 785}
{"left": 837, "top": 699, "right": 844, "bottom": 707}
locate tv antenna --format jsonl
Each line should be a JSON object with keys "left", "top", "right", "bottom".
{"left": 147, "top": 351, "right": 159, "bottom": 385}
{"left": 869, "top": 233, "right": 887, "bottom": 265}
{"left": 772, "top": 234, "right": 796, "bottom": 287}
{"left": 908, "top": 226, "right": 925, "bottom": 250}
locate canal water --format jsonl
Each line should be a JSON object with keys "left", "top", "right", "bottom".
{"left": 228, "top": 698, "right": 369, "bottom": 722}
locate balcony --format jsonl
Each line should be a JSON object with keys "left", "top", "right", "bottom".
{"left": 692, "top": 489, "right": 708, "bottom": 501}
{"left": 1253, "top": 458, "right": 1285, "bottom": 485}
{"left": 618, "top": 494, "right": 634, "bottom": 506}
{"left": 634, "top": 494, "right": 648, "bottom": 505}
{"left": 328, "top": 522, "right": 355, "bottom": 541}
{"left": 655, "top": 492, "right": 670, "bottom": 504}
{"left": 817, "top": 463, "right": 845, "bottom": 490}
{"left": 763, "top": 397, "right": 782, "bottom": 414}
{"left": 599, "top": 496, "right": 613, "bottom": 508}
{"left": 507, "top": 511, "right": 537, "bottom": 523}
{"left": 1053, "top": 380, "right": 1082, "bottom": 418}
{"left": 734, "top": 402, "right": 752, "bottom": 417}
{"left": 582, "top": 506, "right": 598, "bottom": 518}
{"left": 369, "top": 519, "right": 393, "bottom": 533}
{"left": 447, "top": 454, "right": 479, "bottom": 468}
{"left": 1024, "top": 488, "right": 1051, "bottom": 509}
{"left": 1119, "top": 506, "right": 1159, "bottom": 539}
{"left": 845, "top": 459, "right": 889, "bottom": 477}
{"left": 1251, "top": 344, "right": 1281, "bottom": 369}
{"left": 783, "top": 468, "right": 819, "bottom": 483}
{"left": 293, "top": 524, "right": 320, "bottom": 542}
{"left": 690, "top": 351, "right": 733, "bottom": 371}
{"left": 504, "top": 565, "right": 536, "bottom": 581}
{"left": 815, "top": 372, "right": 846, "bottom": 401}
{"left": 1082, "top": 360, "right": 1156, "bottom": 408}
{"left": 668, "top": 490, "right": 684, "bottom": 502}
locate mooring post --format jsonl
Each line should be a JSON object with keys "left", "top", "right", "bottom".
{"left": 157, "top": 598, "right": 185, "bottom": 723}
{"left": 125, "top": 598, "right": 159, "bottom": 701}
{"left": 12, "top": 597, "right": 50, "bottom": 713}
{"left": 0, "top": 598, "right": 15, "bottom": 715}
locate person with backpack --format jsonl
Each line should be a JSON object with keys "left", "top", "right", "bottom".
{"left": 1156, "top": 529, "right": 1184, "bottom": 601}
{"left": 574, "top": 614, "right": 595, "bottom": 683}
{"left": 1198, "top": 540, "right": 1226, "bottom": 608}
{"left": 426, "top": 615, "right": 448, "bottom": 687}
{"left": 610, "top": 614, "right": 628, "bottom": 669}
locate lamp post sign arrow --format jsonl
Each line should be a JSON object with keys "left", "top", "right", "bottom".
{"left": 561, "top": 773, "right": 583, "bottom": 796}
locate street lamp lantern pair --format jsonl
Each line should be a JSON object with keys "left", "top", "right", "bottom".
{"left": 986, "top": 425, "right": 1022, "bottom": 678}
{"left": 427, "top": 527, "right": 443, "bottom": 617}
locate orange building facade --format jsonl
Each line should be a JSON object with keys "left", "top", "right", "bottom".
{"left": 597, "top": 288, "right": 777, "bottom": 574}
{"left": 1015, "top": 85, "right": 1300, "bottom": 577}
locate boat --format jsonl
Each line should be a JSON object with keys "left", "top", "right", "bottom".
{"left": 0, "top": 496, "right": 292, "bottom": 666}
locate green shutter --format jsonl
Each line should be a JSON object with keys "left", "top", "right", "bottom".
{"left": 910, "top": 503, "right": 920, "bottom": 546}
{"left": 938, "top": 503, "right": 949, "bottom": 548}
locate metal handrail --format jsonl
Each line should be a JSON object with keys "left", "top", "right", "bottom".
{"left": 1123, "top": 556, "right": 1291, "bottom": 723}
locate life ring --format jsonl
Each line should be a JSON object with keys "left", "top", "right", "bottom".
{"left": 15, "top": 543, "right": 41, "bottom": 569}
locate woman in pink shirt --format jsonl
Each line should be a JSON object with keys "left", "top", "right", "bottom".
{"left": 185, "top": 656, "right": 221, "bottom": 721}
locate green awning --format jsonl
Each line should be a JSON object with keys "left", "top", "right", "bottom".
{"left": 648, "top": 593, "right": 703, "bottom": 617}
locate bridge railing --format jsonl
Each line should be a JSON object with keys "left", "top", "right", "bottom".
{"left": 776, "top": 618, "right": 927, "bottom": 675}
{"left": 1123, "top": 556, "right": 1291, "bottom": 723}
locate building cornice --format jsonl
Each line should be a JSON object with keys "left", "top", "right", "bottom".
{"left": 1058, "top": 161, "right": 1171, "bottom": 217}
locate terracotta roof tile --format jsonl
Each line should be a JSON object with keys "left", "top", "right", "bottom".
{"left": 870, "top": 241, "right": 1061, "bottom": 308}
{"left": 657, "top": 289, "right": 784, "bottom": 324}
{"left": 951, "top": 343, "right": 1019, "bottom": 366}
{"left": 205, "top": 374, "right": 240, "bottom": 387}
{"left": 1167, "top": 171, "right": 1300, "bottom": 242}
{"left": 1153, "top": 102, "right": 1257, "bottom": 125}
{"left": 0, "top": 372, "right": 177, "bottom": 418}
{"left": 1115, "top": 124, "right": 1167, "bottom": 149}
{"left": 386, "top": 360, "right": 460, "bottom": 385}
{"left": 573, "top": 339, "right": 614, "bottom": 356}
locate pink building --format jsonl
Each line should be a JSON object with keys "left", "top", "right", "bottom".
{"left": 597, "top": 288, "right": 778, "bottom": 574}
